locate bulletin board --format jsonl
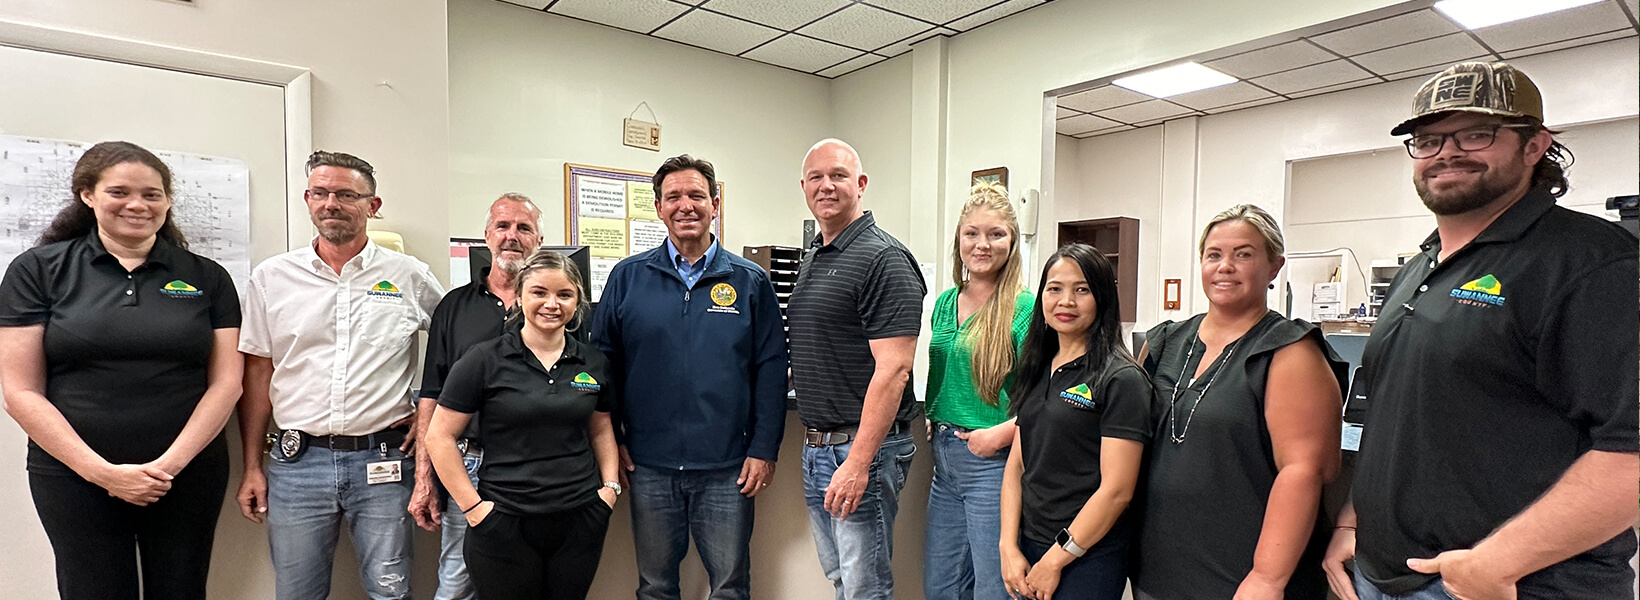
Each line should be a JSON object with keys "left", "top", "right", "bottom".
{"left": 564, "top": 163, "right": 724, "bottom": 300}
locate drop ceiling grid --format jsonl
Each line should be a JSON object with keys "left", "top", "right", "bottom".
{"left": 1065, "top": 0, "right": 1640, "bottom": 138}
{"left": 518, "top": 0, "right": 1056, "bottom": 78}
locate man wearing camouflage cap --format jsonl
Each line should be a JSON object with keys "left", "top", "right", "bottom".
{"left": 1321, "top": 62, "right": 1638, "bottom": 600}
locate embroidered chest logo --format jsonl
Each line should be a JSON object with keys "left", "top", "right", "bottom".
{"left": 160, "top": 280, "right": 203, "bottom": 298}
{"left": 368, "top": 280, "right": 404, "bottom": 299}
{"left": 1450, "top": 274, "right": 1506, "bottom": 307}
{"left": 570, "top": 372, "right": 601, "bottom": 392}
{"left": 707, "top": 282, "right": 741, "bottom": 315}
{"left": 1059, "top": 383, "right": 1096, "bottom": 409}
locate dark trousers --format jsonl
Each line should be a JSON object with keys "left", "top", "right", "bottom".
{"left": 464, "top": 499, "right": 613, "bottom": 600}
{"left": 1019, "top": 534, "right": 1129, "bottom": 600}
{"left": 29, "top": 439, "right": 229, "bottom": 600}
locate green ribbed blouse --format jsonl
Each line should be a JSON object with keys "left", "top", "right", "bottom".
{"left": 924, "top": 287, "right": 1035, "bottom": 429}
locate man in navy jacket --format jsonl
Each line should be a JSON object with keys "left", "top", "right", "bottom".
{"left": 590, "top": 154, "right": 789, "bottom": 600}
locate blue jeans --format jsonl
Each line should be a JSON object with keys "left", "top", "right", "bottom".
{"left": 1355, "top": 568, "right": 1455, "bottom": 600}
{"left": 802, "top": 431, "right": 917, "bottom": 600}
{"left": 629, "top": 464, "right": 755, "bottom": 600}
{"left": 924, "top": 423, "right": 1009, "bottom": 600}
{"left": 435, "top": 448, "right": 484, "bottom": 600}
{"left": 266, "top": 445, "right": 415, "bottom": 600}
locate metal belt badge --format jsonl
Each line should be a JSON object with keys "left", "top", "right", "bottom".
{"left": 271, "top": 429, "right": 306, "bottom": 463}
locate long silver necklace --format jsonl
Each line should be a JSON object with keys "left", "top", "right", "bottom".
{"left": 1167, "top": 336, "right": 1244, "bottom": 444}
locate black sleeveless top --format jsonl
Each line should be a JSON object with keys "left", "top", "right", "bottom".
{"left": 1132, "top": 311, "right": 1347, "bottom": 600}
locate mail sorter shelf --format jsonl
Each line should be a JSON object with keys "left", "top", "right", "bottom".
{"left": 743, "top": 245, "right": 802, "bottom": 338}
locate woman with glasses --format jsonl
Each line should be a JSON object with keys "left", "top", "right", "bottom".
{"left": 0, "top": 141, "right": 243, "bottom": 599}
{"left": 1000, "top": 243, "right": 1151, "bottom": 600}
{"left": 425, "top": 249, "right": 620, "bottom": 600}
{"left": 924, "top": 182, "right": 1034, "bottom": 600}
{"left": 1131, "top": 205, "right": 1348, "bottom": 600}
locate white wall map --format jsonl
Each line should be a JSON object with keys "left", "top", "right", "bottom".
{"left": 0, "top": 134, "right": 253, "bottom": 286}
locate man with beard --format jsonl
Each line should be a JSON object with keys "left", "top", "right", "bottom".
{"left": 411, "top": 193, "right": 543, "bottom": 600}
{"left": 237, "top": 151, "right": 445, "bottom": 600}
{"left": 1321, "top": 62, "right": 1638, "bottom": 600}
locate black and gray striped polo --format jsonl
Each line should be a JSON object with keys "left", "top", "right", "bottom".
{"left": 787, "top": 211, "right": 926, "bottom": 431}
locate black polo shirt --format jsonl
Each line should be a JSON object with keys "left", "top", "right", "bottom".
{"left": 0, "top": 233, "right": 240, "bottom": 475}
{"left": 1015, "top": 351, "right": 1151, "bottom": 546}
{"left": 787, "top": 211, "right": 926, "bottom": 431}
{"left": 438, "top": 329, "right": 614, "bottom": 515}
{"left": 419, "top": 270, "right": 510, "bottom": 441}
{"left": 1353, "top": 189, "right": 1639, "bottom": 599}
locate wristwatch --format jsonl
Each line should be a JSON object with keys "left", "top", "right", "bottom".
{"left": 603, "top": 481, "right": 624, "bottom": 496}
{"left": 1055, "top": 528, "right": 1087, "bottom": 558}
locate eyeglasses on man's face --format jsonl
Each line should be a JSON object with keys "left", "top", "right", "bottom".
{"left": 305, "top": 188, "right": 374, "bottom": 203}
{"left": 1404, "top": 124, "right": 1536, "bottom": 159}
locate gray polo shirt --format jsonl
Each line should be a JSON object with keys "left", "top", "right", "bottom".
{"left": 787, "top": 211, "right": 926, "bottom": 431}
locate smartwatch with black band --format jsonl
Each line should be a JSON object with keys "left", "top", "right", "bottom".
{"left": 1055, "top": 527, "right": 1088, "bottom": 558}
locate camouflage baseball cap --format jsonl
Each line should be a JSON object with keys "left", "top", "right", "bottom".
{"left": 1390, "top": 61, "right": 1544, "bottom": 136}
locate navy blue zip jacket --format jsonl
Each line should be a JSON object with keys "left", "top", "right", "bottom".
{"left": 590, "top": 243, "right": 789, "bottom": 470}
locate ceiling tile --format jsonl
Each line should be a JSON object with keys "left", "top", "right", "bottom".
{"left": 1250, "top": 59, "right": 1375, "bottom": 94}
{"left": 1627, "top": 0, "right": 1639, "bottom": 20}
{"left": 1095, "top": 100, "right": 1196, "bottom": 125}
{"left": 742, "top": 34, "right": 861, "bottom": 72}
{"left": 1500, "top": 30, "right": 1638, "bottom": 59}
{"left": 798, "top": 3, "right": 932, "bottom": 51}
{"left": 864, "top": 0, "right": 998, "bottom": 24}
{"left": 1202, "top": 95, "right": 1285, "bottom": 114}
{"left": 1350, "top": 33, "right": 1488, "bottom": 76}
{"left": 1057, "top": 85, "right": 1152, "bottom": 113}
{"left": 547, "top": 0, "right": 690, "bottom": 33}
{"left": 1166, "top": 81, "right": 1278, "bottom": 110}
{"left": 1055, "top": 106, "right": 1081, "bottom": 119}
{"left": 817, "top": 53, "right": 888, "bottom": 78}
{"left": 1072, "top": 125, "right": 1134, "bottom": 139}
{"left": 1205, "top": 41, "right": 1338, "bottom": 80}
{"left": 1309, "top": 9, "right": 1461, "bottom": 56}
{"left": 1381, "top": 64, "right": 1449, "bottom": 82}
{"left": 699, "top": 0, "right": 851, "bottom": 31}
{"left": 1056, "top": 113, "right": 1122, "bottom": 135}
{"left": 875, "top": 28, "right": 956, "bottom": 56}
{"left": 946, "top": 0, "right": 1046, "bottom": 32}
{"left": 499, "top": 0, "right": 550, "bottom": 9}
{"left": 1287, "top": 78, "right": 1377, "bottom": 99}
{"left": 673, "top": 0, "right": 708, "bottom": 4}
{"left": 1133, "top": 114, "right": 1199, "bottom": 128}
{"left": 655, "top": 9, "right": 783, "bottom": 54}
{"left": 1472, "top": 1, "right": 1629, "bottom": 51}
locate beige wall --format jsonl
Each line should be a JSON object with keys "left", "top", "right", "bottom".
{"left": 1056, "top": 38, "right": 1639, "bottom": 330}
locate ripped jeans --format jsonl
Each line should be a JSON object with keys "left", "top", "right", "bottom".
{"left": 267, "top": 445, "right": 415, "bottom": 600}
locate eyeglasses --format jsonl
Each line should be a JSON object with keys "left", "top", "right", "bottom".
{"left": 306, "top": 188, "right": 374, "bottom": 203}
{"left": 1403, "top": 124, "right": 1536, "bottom": 159}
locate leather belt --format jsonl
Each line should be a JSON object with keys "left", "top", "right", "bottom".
{"left": 302, "top": 427, "right": 408, "bottom": 452}
{"left": 804, "top": 421, "right": 909, "bottom": 448}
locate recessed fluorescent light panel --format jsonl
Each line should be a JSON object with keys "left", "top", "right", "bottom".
{"left": 1112, "top": 63, "right": 1237, "bottom": 98}
{"left": 1434, "top": 0, "right": 1602, "bottom": 30}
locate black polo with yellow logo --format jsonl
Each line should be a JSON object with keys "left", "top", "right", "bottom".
{"left": 1353, "top": 189, "right": 1639, "bottom": 598}
{"left": 0, "top": 232, "right": 241, "bottom": 474}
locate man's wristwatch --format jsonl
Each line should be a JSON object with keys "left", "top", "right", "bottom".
{"left": 1055, "top": 527, "right": 1087, "bottom": 558}
{"left": 603, "top": 481, "right": 624, "bottom": 496}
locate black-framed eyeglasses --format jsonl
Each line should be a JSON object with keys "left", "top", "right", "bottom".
{"left": 305, "top": 188, "right": 374, "bottom": 203}
{"left": 1403, "top": 124, "right": 1536, "bottom": 159}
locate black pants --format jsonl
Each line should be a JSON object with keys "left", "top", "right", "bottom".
{"left": 29, "top": 437, "right": 228, "bottom": 600}
{"left": 465, "top": 499, "right": 613, "bottom": 600}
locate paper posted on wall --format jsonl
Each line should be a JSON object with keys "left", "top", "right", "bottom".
{"left": 0, "top": 134, "right": 253, "bottom": 288}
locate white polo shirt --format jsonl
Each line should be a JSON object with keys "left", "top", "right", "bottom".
{"left": 240, "top": 239, "right": 445, "bottom": 436}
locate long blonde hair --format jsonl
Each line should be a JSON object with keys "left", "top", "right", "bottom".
{"left": 949, "top": 182, "right": 1026, "bottom": 406}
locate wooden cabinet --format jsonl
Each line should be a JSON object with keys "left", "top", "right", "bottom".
{"left": 1057, "top": 216, "right": 1139, "bottom": 322}
{"left": 741, "top": 245, "right": 801, "bottom": 335}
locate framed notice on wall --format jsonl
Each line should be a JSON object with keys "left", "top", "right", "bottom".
{"left": 565, "top": 163, "right": 725, "bottom": 301}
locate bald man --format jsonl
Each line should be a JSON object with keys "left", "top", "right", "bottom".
{"left": 786, "top": 139, "right": 926, "bottom": 599}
